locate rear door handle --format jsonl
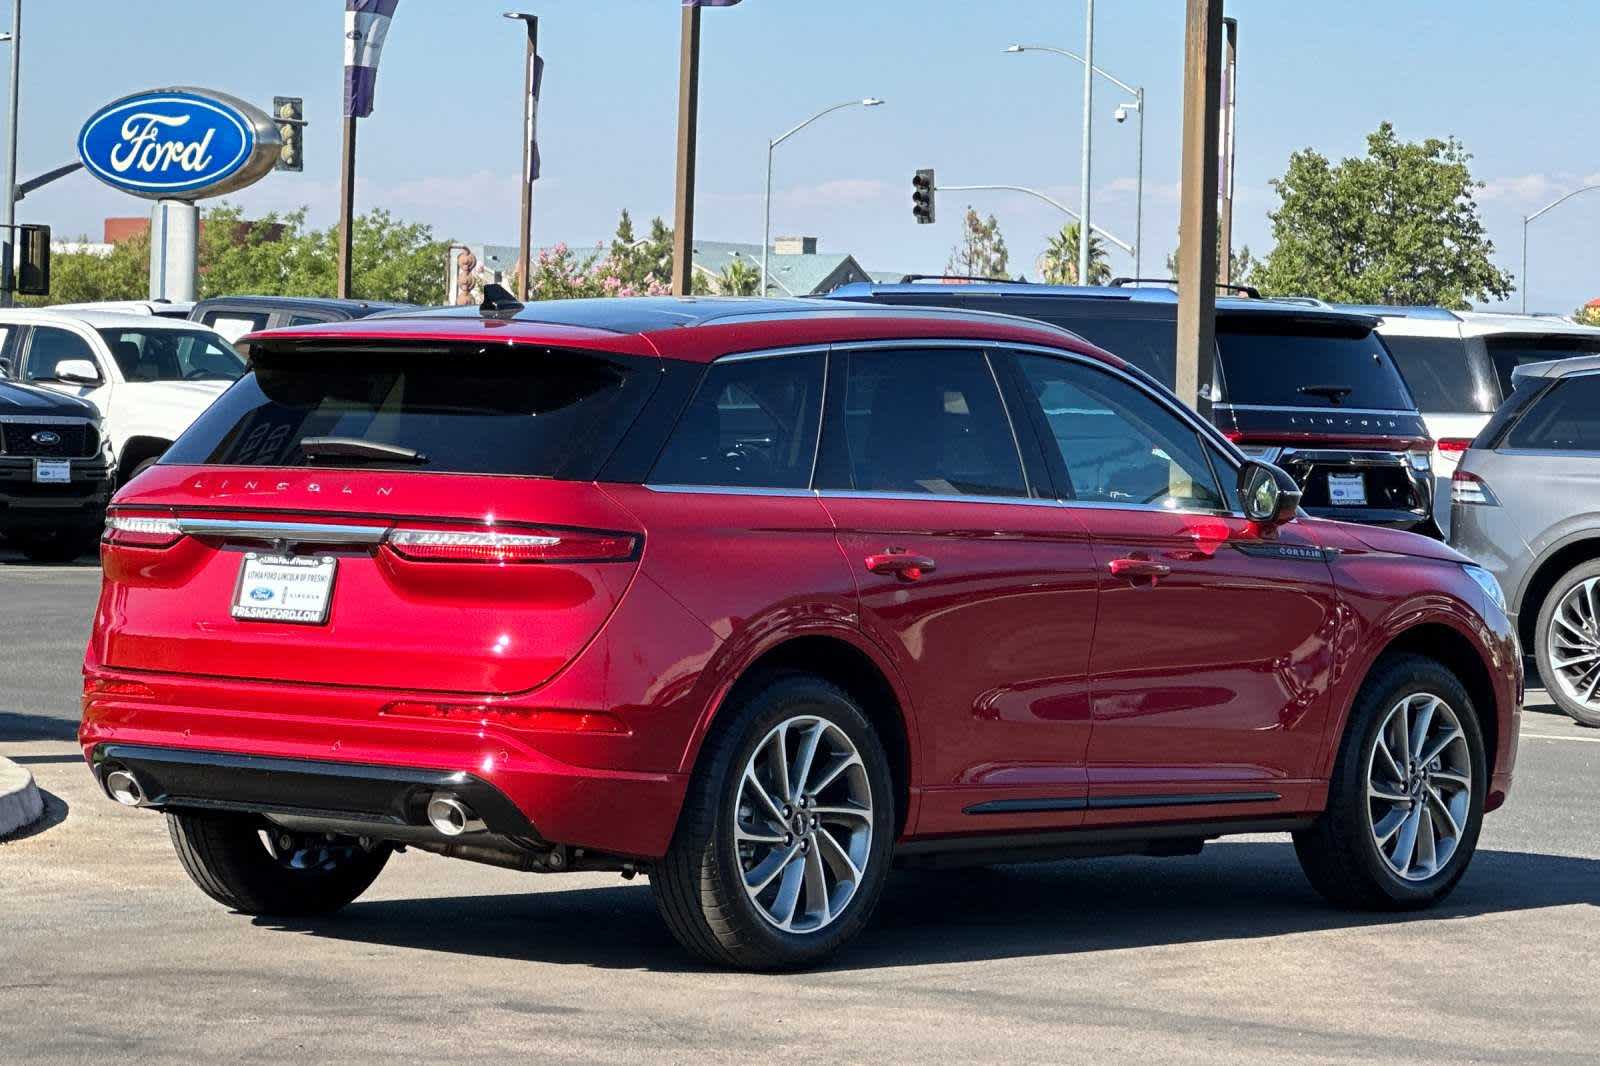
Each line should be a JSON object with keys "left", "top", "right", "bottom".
{"left": 865, "top": 551, "right": 937, "bottom": 580}
{"left": 1108, "top": 557, "right": 1171, "bottom": 580}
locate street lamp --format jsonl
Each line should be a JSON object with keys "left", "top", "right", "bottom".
{"left": 503, "top": 11, "right": 539, "bottom": 302}
{"left": 1007, "top": 40, "right": 1146, "bottom": 279}
{"left": 763, "top": 97, "right": 883, "bottom": 295}
{"left": 1522, "top": 185, "right": 1600, "bottom": 313}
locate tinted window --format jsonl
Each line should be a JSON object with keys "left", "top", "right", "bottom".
{"left": 1382, "top": 334, "right": 1494, "bottom": 414}
{"left": 98, "top": 329, "right": 245, "bottom": 383}
{"left": 1016, "top": 353, "right": 1228, "bottom": 511}
{"left": 1485, "top": 335, "right": 1600, "bottom": 400}
{"left": 204, "top": 312, "right": 270, "bottom": 344}
{"left": 830, "top": 348, "right": 1027, "bottom": 497}
{"left": 162, "top": 347, "right": 658, "bottom": 478}
{"left": 1217, "top": 322, "right": 1413, "bottom": 410}
{"left": 23, "top": 327, "right": 99, "bottom": 382}
{"left": 650, "top": 354, "right": 824, "bottom": 489}
{"left": 1505, "top": 375, "right": 1600, "bottom": 451}
{"left": 1034, "top": 314, "right": 1177, "bottom": 386}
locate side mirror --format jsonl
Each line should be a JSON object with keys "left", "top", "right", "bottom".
{"left": 1238, "top": 460, "right": 1302, "bottom": 526}
{"left": 55, "top": 359, "right": 102, "bottom": 385}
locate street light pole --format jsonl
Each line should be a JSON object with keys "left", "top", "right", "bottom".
{"left": 1078, "top": 0, "right": 1094, "bottom": 286}
{"left": 1006, "top": 42, "right": 1144, "bottom": 277}
{"left": 938, "top": 182, "right": 1134, "bottom": 255}
{"left": 504, "top": 12, "right": 539, "bottom": 302}
{"left": 761, "top": 98, "right": 882, "bottom": 295}
{"left": 1, "top": 2, "right": 19, "bottom": 308}
{"left": 1521, "top": 184, "right": 1600, "bottom": 313}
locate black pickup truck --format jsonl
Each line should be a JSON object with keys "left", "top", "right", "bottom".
{"left": 0, "top": 376, "right": 113, "bottom": 561}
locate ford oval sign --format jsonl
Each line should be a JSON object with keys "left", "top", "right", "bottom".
{"left": 78, "top": 88, "right": 282, "bottom": 201}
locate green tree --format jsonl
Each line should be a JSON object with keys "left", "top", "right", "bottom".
{"left": 947, "top": 207, "right": 1010, "bottom": 278}
{"left": 1574, "top": 303, "right": 1600, "bottom": 327}
{"left": 715, "top": 257, "right": 760, "bottom": 295}
{"left": 1164, "top": 237, "right": 1257, "bottom": 289}
{"left": 1252, "top": 122, "right": 1513, "bottom": 308}
{"left": 19, "top": 232, "right": 150, "bottom": 306}
{"left": 1040, "top": 222, "right": 1110, "bottom": 285}
{"left": 605, "top": 209, "right": 675, "bottom": 294}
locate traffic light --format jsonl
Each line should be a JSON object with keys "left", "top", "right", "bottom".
{"left": 912, "top": 168, "right": 935, "bottom": 224}
{"left": 273, "top": 96, "right": 304, "bottom": 173}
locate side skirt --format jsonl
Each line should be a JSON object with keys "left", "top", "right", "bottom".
{"left": 893, "top": 815, "right": 1316, "bottom": 869}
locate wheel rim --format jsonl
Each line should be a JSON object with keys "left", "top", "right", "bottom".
{"left": 734, "top": 715, "right": 873, "bottom": 934}
{"left": 1548, "top": 577, "right": 1600, "bottom": 712}
{"left": 1365, "top": 692, "right": 1472, "bottom": 882}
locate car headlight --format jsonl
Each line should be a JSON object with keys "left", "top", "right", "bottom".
{"left": 1463, "top": 564, "right": 1506, "bottom": 614}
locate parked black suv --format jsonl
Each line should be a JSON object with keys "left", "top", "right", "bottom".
{"left": 0, "top": 371, "right": 113, "bottom": 561}
{"left": 830, "top": 281, "right": 1438, "bottom": 535}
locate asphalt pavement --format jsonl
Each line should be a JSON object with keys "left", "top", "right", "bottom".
{"left": 3, "top": 551, "right": 1598, "bottom": 1064}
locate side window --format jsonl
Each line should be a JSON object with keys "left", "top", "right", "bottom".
{"left": 1015, "top": 352, "right": 1229, "bottom": 511}
{"left": 23, "top": 327, "right": 100, "bottom": 383}
{"left": 0, "top": 325, "right": 18, "bottom": 376}
{"left": 205, "top": 312, "right": 270, "bottom": 344}
{"left": 829, "top": 348, "right": 1027, "bottom": 498}
{"left": 1505, "top": 375, "right": 1600, "bottom": 452}
{"left": 287, "top": 314, "right": 334, "bottom": 327}
{"left": 650, "top": 353, "right": 824, "bottom": 489}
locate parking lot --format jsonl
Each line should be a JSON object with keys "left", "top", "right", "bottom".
{"left": 0, "top": 554, "right": 1596, "bottom": 1064}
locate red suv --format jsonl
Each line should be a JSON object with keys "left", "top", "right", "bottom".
{"left": 81, "top": 298, "right": 1521, "bottom": 970}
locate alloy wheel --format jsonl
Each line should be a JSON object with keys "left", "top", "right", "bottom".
{"left": 1365, "top": 692, "right": 1472, "bottom": 882}
{"left": 734, "top": 715, "right": 874, "bottom": 933}
{"left": 1548, "top": 577, "right": 1600, "bottom": 712}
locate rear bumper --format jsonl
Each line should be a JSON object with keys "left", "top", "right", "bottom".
{"left": 79, "top": 668, "right": 689, "bottom": 860}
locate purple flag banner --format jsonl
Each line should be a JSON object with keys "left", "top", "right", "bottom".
{"left": 344, "top": 0, "right": 399, "bottom": 119}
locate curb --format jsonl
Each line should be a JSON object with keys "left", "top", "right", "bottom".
{"left": 0, "top": 756, "right": 44, "bottom": 839}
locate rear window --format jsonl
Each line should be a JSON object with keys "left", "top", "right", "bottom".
{"left": 1381, "top": 334, "right": 1494, "bottom": 414}
{"left": 1217, "top": 322, "right": 1414, "bottom": 410}
{"left": 161, "top": 346, "right": 659, "bottom": 478}
{"left": 1485, "top": 335, "right": 1600, "bottom": 400}
{"left": 1504, "top": 374, "right": 1600, "bottom": 451}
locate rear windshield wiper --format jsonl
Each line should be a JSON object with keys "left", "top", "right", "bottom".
{"left": 299, "top": 437, "right": 429, "bottom": 465}
{"left": 1297, "top": 384, "right": 1354, "bottom": 404}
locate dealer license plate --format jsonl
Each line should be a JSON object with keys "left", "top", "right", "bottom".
{"left": 231, "top": 553, "right": 337, "bottom": 624}
{"left": 33, "top": 460, "right": 70, "bottom": 484}
{"left": 1327, "top": 472, "right": 1367, "bottom": 507}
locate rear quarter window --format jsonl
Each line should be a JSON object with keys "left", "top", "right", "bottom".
{"left": 161, "top": 345, "right": 660, "bottom": 479}
{"left": 1504, "top": 375, "right": 1600, "bottom": 451}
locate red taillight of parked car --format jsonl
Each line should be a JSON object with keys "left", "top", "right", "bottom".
{"left": 1437, "top": 438, "right": 1474, "bottom": 456}
{"left": 379, "top": 700, "right": 629, "bottom": 734}
{"left": 102, "top": 512, "right": 184, "bottom": 549}
{"left": 384, "top": 525, "right": 639, "bottom": 564}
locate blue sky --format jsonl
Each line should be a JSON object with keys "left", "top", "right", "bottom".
{"left": 13, "top": 0, "right": 1600, "bottom": 310}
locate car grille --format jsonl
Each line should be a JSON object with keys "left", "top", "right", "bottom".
{"left": 0, "top": 420, "right": 99, "bottom": 458}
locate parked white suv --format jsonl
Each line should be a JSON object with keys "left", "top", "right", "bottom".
{"left": 0, "top": 308, "right": 244, "bottom": 485}
{"left": 1366, "top": 307, "right": 1600, "bottom": 535}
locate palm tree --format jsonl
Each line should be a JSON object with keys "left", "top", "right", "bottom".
{"left": 1039, "top": 222, "right": 1110, "bottom": 286}
{"left": 716, "top": 257, "right": 761, "bottom": 296}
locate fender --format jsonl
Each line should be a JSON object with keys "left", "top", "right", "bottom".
{"left": 1511, "top": 525, "right": 1600, "bottom": 617}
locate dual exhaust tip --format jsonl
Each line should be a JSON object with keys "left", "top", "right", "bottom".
{"left": 103, "top": 766, "right": 485, "bottom": 840}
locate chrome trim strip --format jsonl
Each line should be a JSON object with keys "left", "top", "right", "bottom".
{"left": 715, "top": 344, "right": 831, "bottom": 364}
{"left": 818, "top": 488, "right": 1055, "bottom": 508}
{"left": 0, "top": 415, "right": 97, "bottom": 425}
{"left": 175, "top": 518, "right": 390, "bottom": 544}
{"left": 644, "top": 484, "right": 819, "bottom": 499}
{"left": 1216, "top": 403, "right": 1415, "bottom": 417}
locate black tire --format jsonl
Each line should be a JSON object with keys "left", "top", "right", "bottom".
{"left": 167, "top": 810, "right": 391, "bottom": 916}
{"left": 1533, "top": 559, "right": 1600, "bottom": 727}
{"left": 1294, "top": 653, "right": 1486, "bottom": 910}
{"left": 650, "top": 674, "right": 896, "bottom": 970}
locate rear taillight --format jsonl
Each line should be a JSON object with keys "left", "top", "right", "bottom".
{"left": 1451, "top": 469, "right": 1499, "bottom": 506}
{"left": 1437, "top": 438, "right": 1473, "bottom": 456}
{"left": 1406, "top": 448, "right": 1434, "bottom": 473}
{"left": 103, "top": 513, "right": 183, "bottom": 549}
{"left": 384, "top": 525, "right": 638, "bottom": 564}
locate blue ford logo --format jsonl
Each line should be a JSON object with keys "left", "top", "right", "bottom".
{"left": 249, "top": 587, "right": 275, "bottom": 602}
{"left": 77, "top": 88, "right": 280, "bottom": 200}
{"left": 31, "top": 430, "right": 61, "bottom": 446}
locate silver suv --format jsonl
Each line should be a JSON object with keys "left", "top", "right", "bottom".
{"left": 1449, "top": 355, "right": 1600, "bottom": 725}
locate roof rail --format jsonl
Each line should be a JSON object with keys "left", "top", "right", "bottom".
{"left": 1108, "top": 276, "right": 1262, "bottom": 299}
{"left": 897, "top": 273, "right": 1025, "bottom": 285}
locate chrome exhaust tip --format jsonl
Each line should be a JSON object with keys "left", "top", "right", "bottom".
{"left": 426, "top": 793, "right": 485, "bottom": 837}
{"left": 104, "top": 768, "right": 145, "bottom": 807}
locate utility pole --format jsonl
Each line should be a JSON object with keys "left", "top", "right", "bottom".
{"left": 506, "top": 12, "right": 539, "bottom": 301}
{"left": 336, "top": 115, "right": 356, "bottom": 299}
{"left": 1, "top": 1, "right": 21, "bottom": 307}
{"left": 1175, "top": 0, "right": 1224, "bottom": 419}
{"left": 1077, "top": 0, "right": 1094, "bottom": 287}
{"left": 670, "top": 4, "right": 701, "bottom": 296}
{"left": 1217, "top": 16, "right": 1238, "bottom": 288}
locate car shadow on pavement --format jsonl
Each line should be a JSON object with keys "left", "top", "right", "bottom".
{"left": 0, "top": 710, "right": 78, "bottom": 743}
{"left": 254, "top": 843, "right": 1600, "bottom": 973}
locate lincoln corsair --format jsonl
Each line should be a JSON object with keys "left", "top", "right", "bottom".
{"left": 81, "top": 297, "right": 1521, "bottom": 969}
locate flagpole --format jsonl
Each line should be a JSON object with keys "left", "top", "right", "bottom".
{"left": 670, "top": 3, "right": 700, "bottom": 296}
{"left": 337, "top": 115, "right": 356, "bottom": 299}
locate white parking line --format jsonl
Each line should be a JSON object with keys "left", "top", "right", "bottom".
{"left": 1521, "top": 732, "right": 1600, "bottom": 744}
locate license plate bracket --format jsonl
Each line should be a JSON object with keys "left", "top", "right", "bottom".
{"left": 1327, "top": 471, "right": 1368, "bottom": 507}
{"left": 231, "top": 553, "right": 338, "bottom": 624}
{"left": 33, "top": 460, "right": 70, "bottom": 484}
